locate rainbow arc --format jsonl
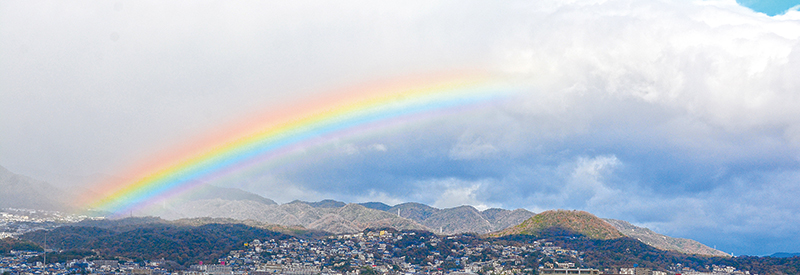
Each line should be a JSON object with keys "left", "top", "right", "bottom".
{"left": 86, "top": 73, "right": 523, "bottom": 215}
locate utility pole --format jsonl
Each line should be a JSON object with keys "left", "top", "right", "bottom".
{"left": 43, "top": 230, "right": 47, "bottom": 267}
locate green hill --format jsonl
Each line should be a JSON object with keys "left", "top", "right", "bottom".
{"left": 492, "top": 210, "right": 624, "bottom": 240}
{"left": 20, "top": 218, "right": 294, "bottom": 265}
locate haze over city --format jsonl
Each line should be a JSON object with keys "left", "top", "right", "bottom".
{"left": 3, "top": 0, "right": 800, "bottom": 257}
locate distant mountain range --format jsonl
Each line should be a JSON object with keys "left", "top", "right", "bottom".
{"left": 119, "top": 184, "right": 536, "bottom": 236}
{"left": 0, "top": 164, "right": 727, "bottom": 257}
{"left": 0, "top": 165, "right": 76, "bottom": 211}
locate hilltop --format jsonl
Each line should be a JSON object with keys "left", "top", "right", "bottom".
{"left": 492, "top": 210, "right": 624, "bottom": 240}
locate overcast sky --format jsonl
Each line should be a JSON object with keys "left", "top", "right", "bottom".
{"left": 3, "top": 0, "right": 800, "bottom": 256}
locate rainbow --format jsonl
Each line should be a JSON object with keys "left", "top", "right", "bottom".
{"left": 85, "top": 73, "right": 523, "bottom": 215}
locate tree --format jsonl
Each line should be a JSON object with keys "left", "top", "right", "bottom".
{"left": 359, "top": 266, "right": 379, "bottom": 275}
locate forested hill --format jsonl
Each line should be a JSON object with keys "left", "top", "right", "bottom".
{"left": 492, "top": 210, "right": 624, "bottom": 240}
{"left": 20, "top": 221, "right": 293, "bottom": 265}
{"left": 0, "top": 238, "right": 42, "bottom": 255}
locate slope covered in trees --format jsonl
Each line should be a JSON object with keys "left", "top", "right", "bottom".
{"left": 493, "top": 210, "right": 624, "bottom": 240}
{"left": 20, "top": 220, "right": 292, "bottom": 265}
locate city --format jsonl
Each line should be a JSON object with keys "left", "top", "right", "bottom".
{"left": 1, "top": 225, "right": 751, "bottom": 275}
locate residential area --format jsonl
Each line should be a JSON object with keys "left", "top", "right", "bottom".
{"left": 1, "top": 228, "right": 751, "bottom": 275}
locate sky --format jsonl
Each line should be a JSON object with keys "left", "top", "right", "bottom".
{"left": 3, "top": 0, "right": 800, "bottom": 256}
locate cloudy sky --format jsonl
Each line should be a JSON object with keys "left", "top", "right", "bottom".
{"left": 3, "top": 0, "right": 800, "bottom": 255}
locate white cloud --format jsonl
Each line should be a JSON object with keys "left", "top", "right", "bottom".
{"left": 332, "top": 142, "right": 389, "bottom": 155}
{"left": 411, "top": 178, "right": 495, "bottom": 210}
{"left": 368, "top": 144, "right": 388, "bottom": 152}
{"left": 497, "top": 0, "right": 800, "bottom": 137}
{"left": 434, "top": 184, "right": 490, "bottom": 211}
{"left": 511, "top": 155, "right": 625, "bottom": 213}
{"left": 568, "top": 155, "right": 623, "bottom": 207}
{"left": 449, "top": 134, "right": 498, "bottom": 160}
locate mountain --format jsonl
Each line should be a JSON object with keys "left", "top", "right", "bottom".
{"left": 493, "top": 210, "right": 624, "bottom": 240}
{"left": 20, "top": 219, "right": 294, "bottom": 265}
{"left": 423, "top": 206, "right": 537, "bottom": 234}
{"left": 158, "top": 198, "right": 534, "bottom": 235}
{"left": 171, "top": 217, "right": 330, "bottom": 239}
{"left": 481, "top": 208, "right": 536, "bottom": 231}
{"left": 0, "top": 165, "right": 75, "bottom": 211}
{"left": 421, "top": 205, "right": 493, "bottom": 234}
{"left": 390, "top": 202, "right": 439, "bottom": 221}
{"left": 604, "top": 219, "right": 729, "bottom": 257}
{"left": 308, "top": 203, "right": 428, "bottom": 234}
{"left": 387, "top": 203, "right": 535, "bottom": 234}
{"left": 138, "top": 195, "right": 722, "bottom": 256}
{"left": 157, "top": 199, "right": 428, "bottom": 234}
{"left": 157, "top": 199, "right": 292, "bottom": 223}
{"left": 0, "top": 165, "right": 760, "bottom": 257}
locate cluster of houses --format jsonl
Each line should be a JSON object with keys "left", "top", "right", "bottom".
{"left": 0, "top": 208, "right": 96, "bottom": 239}
{"left": 224, "top": 230, "right": 552, "bottom": 275}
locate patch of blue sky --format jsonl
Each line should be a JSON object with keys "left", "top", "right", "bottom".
{"left": 736, "top": 0, "right": 800, "bottom": 16}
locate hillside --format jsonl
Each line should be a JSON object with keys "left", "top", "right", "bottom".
{"left": 20, "top": 220, "right": 292, "bottom": 265}
{"left": 420, "top": 205, "right": 494, "bottom": 234}
{"left": 313, "top": 203, "right": 428, "bottom": 234}
{"left": 389, "top": 203, "right": 535, "bottom": 234}
{"left": 0, "top": 165, "right": 75, "bottom": 211}
{"left": 604, "top": 219, "right": 730, "bottom": 257}
{"left": 158, "top": 198, "right": 529, "bottom": 235}
{"left": 123, "top": 193, "right": 724, "bottom": 256}
{"left": 390, "top": 202, "right": 439, "bottom": 221}
{"left": 0, "top": 238, "right": 42, "bottom": 255}
{"left": 156, "top": 199, "right": 428, "bottom": 234}
{"left": 493, "top": 210, "right": 624, "bottom": 240}
{"left": 481, "top": 208, "right": 537, "bottom": 231}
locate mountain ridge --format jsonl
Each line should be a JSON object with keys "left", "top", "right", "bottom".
{"left": 0, "top": 165, "right": 76, "bottom": 211}
{"left": 0, "top": 165, "right": 729, "bottom": 257}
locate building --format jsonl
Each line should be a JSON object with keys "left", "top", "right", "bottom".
{"left": 620, "top": 267, "right": 652, "bottom": 275}
{"left": 538, "top": 267, "right": 600, "bottom": 274}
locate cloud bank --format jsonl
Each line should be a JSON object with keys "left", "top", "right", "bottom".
{"left": 3, "top": 0, "right": 800, "bottom": 255}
